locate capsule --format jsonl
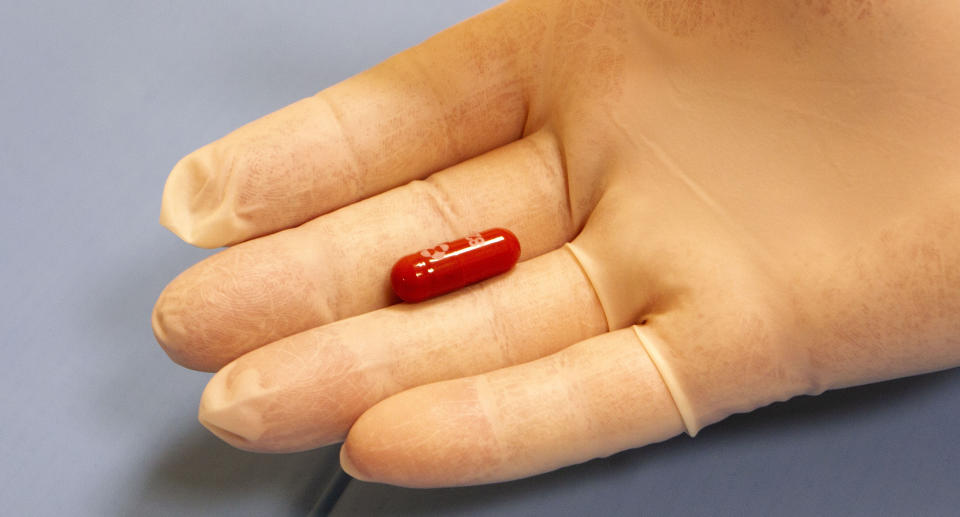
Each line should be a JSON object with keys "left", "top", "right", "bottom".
{"left": 391, "top": 228, "right": 521, "bottom": 302}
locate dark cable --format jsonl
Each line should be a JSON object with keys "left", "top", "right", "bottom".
{"left": 306, "top": 468, "right": 352, "bottom": 517}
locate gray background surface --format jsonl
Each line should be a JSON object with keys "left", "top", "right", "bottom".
{"left": 0, "top": 2, "right": 957, "bottom": 516}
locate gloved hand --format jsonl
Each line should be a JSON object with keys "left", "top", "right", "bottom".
{"left": 152, "top": 0, "right": 960, "bottom": 487}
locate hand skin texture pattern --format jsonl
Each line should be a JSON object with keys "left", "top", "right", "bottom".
{"left": 152, "top": 0, "right": 960, "bottom": 487}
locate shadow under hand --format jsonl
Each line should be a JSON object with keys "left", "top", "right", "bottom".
{"left": 127, "top": 425, "right": 341, "bottom": 517}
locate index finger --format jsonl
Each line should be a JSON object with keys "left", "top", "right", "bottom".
{"left": 160, "top": 2, "right": 541, "bottom": 248}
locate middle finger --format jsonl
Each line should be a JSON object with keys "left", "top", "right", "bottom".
{"left": 152, "top": 131, "right": 575, "bottom": 371}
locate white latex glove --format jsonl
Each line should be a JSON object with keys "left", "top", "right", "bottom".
{"left": 152, "top": 0, "right": 960, "bottom": 487}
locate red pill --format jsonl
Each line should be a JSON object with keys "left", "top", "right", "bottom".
{"left": 391, "top": 228, "right": 521, "bottom": 302}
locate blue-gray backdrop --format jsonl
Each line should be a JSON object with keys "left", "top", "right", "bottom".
{"left": 1, "top": 2, "right": 958, "bottom": 516}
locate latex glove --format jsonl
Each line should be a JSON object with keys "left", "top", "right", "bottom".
{"left": 152, "top": 0, "right": 960, "bottom": 487}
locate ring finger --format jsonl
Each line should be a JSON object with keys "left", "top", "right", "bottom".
{"left": 197, "top": 246, "right": 608, "bottom": 452}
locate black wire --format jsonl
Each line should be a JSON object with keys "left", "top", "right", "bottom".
{"left": 306, "top": 467, "right": 352, "bottom": 517}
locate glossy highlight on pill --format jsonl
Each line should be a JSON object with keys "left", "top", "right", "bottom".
{"left": 391, "top": 228, "right": 521, "bottom": 302}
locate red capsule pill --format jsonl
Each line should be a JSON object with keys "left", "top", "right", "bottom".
{"left": 391, "top": 228, "right": 521, "bottom": 302}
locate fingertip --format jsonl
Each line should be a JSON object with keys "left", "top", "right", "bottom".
{"left": 339, "top": 442, "right": 372, "bottom": 482}
{"left": 150, "top": 295, "right": 170, "bottom": 352}
{"left": 336, "top": 400, "right": 390, "bottom": 484}
{"left": 197, "top": 362, "right": 269, "bottom": 449}
{"left": 194, "top": 333, "right": 369, "bottom": 453}
{"left": 150, "top": 290, "right": 195, "bottom": 370}
{"left": 150, "top": 283, "right": 226, "bottom": 373}
{"left": 159, "top": 149, "right": 235, "bottom": 249}
{"left": 340, "top": 380, "right": 502, "bottom": 488}
{"left": 159, "top": 154, "right": 202, "bottom": 243}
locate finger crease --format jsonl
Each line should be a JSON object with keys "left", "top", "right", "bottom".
{"left": 416, "top": 178, "right": 465, "bottom": 237}
{"left": 528, "top": 133, "right": 577, "bottom": 238}
{"left": 314, "top": 91, "right": 367, "bottom": 200}
{"left": 408, "top": 51, "right": 467, "bottom": 161}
